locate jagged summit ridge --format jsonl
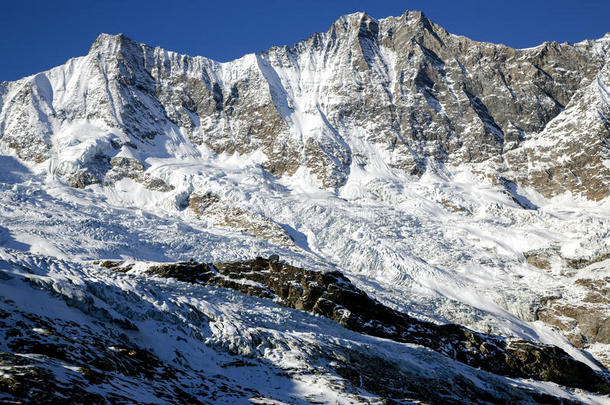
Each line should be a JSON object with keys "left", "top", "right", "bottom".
{"left": 0, "top": 9, "right": 609, "bottom": 196}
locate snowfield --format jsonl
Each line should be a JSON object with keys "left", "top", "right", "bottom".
{"left": 1, "top": 142, "right": 610, "bottom": 402}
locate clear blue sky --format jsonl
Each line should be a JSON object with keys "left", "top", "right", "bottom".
{"left": 1, "top": 0, "right": 608, "bottom": 82}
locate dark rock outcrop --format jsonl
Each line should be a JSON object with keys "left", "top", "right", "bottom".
{"left": 142, "top": 257, "right": 610, "bottom": 393}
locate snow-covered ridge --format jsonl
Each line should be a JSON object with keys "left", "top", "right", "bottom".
{"left": 1, "top": 10, "right": 609, "bottom": 194}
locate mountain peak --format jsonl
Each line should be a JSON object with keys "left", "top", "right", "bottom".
{"left": 89, "top": 33, "right": 140, "bottom": 55}
{"left": 331, "top": 11, "right": 375, "bottom": 30}
{"left": 336, "top": 9, "right": 430, "bottom": 30}
{"left": 90, "top": 32, "right": 124, "bottom": 46}
{"left": 402, "top": 9, "right": 426, "bottom": 21}
{"left": 342, "top": 11, "right": 374, "bottom": 21}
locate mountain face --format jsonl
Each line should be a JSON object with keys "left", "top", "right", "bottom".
{"left": 2, "top": 11, "right": 609, "bottom": 196}
{"left": 1, "top": 10, "right": 610, "bottom": 404}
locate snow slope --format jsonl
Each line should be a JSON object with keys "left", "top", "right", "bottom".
{"left": 1, "top": 245, "right": 608, "bottom": 403}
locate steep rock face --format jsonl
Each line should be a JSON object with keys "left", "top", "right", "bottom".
{"left": 521, "top": 248, "right": 610, "bottom": 367}
{"left": 502, "top": 61, "right": 610, "bottom": 200}
{"left": 1, "top": 11, "right": 609, "bottom": 197}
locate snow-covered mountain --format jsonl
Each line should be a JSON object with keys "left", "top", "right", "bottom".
{"left": 1, "top": 9, "right": 610, "bottom": 403}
